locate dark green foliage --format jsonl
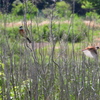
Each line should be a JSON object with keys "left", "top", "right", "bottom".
{"left": 39, "top": 17, "right": 87, "bottom": 42}
{"left": 5, "top": 19, "right": 87, "bottom": 43}
{"left": 42, "top": 25, "right": 49, "bottom": 41}
{"left": 12, "top": 1, "right": 38, "bottom": 16}
{"left": 55, "top": 1, "right": 71, "bottom": 18}
{"left": 11, "top": 0, "right": 23, "bottom": 15}
{"left": 1, "top": 0, "right": 100, "bottom": 16}
{"left": 78, "top": 0, "right": 100, "bottom": 14}
{"left": 42, "top": 1, "right": 71, "bottom": 18}
{"left": 6, "top": 27, "right": 18, "bottom": 40}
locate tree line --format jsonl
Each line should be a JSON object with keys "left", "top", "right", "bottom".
{"left": 0, "top": 0, "right": 100, "bottom": 15}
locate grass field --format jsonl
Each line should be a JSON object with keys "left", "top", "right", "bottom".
{"left": 0, "top": 13, "right": 100, "bottom": 100}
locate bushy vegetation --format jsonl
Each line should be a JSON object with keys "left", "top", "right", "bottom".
{"left": 11, "top": 0, "right": 38, "bottom": 19}
{"left": 43, "top": 1, "right": 71, "bottom": 18}
{"left": 4, "top": 14, "right": 94, "bottom": 43}
{"left": 55, "top": 1, "right": 71, "bottom": 18}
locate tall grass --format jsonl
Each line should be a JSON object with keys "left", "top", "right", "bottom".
{"left": 0, "top": 1, "right": 100, "bottom": 100}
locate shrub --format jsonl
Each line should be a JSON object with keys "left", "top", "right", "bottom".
{"left": 6, "top": 27, "right": 18, "bottom": 39}
{"left": 36, "top": 18, "right": 86, "bottom": 42}
{"left": 12, "top": 0, "right": 23, "bottom": 15}
{"left": 0, "top": 12, "right": 3, "bottom": 20}
{"left": 55, "top": 1, "right": 71, "bottom": 18}
{"left": 4, "top": 15, "right": 88, "bottom": 43}
{"left": 42, "top": 8, "right": 53, "bottom": 18}
{"left": 66, "top": 14, "right": 87, "bottom": 42}
{"left": 12, "top": 0, "right": 38, "bottom": 16}
{"left": 42, "top": 25, "right": 49, "bottom": 41}
{"left": 86, "top": 11, "right": 100, "bottom": 21}
{"left": 42, "top": 1, "right": 71, "bottom": 18}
